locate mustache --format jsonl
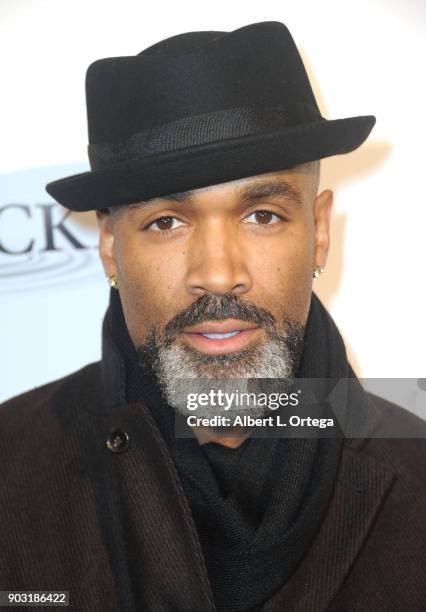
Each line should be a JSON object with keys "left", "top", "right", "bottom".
{"left": 162, "top": 293, "right": 276, "bottom": 343}
{"left": 135, "top": 293, "right": 305, "bottom": 380}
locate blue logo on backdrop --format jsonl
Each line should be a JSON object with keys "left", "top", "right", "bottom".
{"left": 0, "top": 164, "right": 104, "bottom": 291}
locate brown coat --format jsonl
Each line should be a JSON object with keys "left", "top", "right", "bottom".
{"left": 0, "top": 362, "right": 425, "bottom": 611}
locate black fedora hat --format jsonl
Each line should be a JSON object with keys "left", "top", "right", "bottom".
{"left": 46, "top": 21, "right": 375, "bottom": 212}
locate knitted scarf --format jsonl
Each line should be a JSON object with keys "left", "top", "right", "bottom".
{"left": 102, "top": 290, "right": 347, "bottom": 611}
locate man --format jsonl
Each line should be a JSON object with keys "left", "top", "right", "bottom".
{"left": 0, "top": 21, "right": 425, "bottom": 612}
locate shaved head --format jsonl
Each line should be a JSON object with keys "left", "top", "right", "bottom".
{"left": 106, "top": 161, "right": 321, "bottom": 219}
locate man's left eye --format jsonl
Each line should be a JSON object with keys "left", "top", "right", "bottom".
{"left": 243, "top": 210, "right": 282, "bottom": 225}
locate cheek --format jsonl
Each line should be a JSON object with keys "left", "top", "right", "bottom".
{"left": 113, "top": 232, "right": 186, "bottom": 344}
{"left": 248, "top": 225, "right": 314, "bottom": 323}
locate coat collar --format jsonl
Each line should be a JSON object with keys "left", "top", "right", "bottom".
{"left": 91, "top": 297, "right": 396, "bottom": 610}
{"left": 75, "top": 359, "right": 396, "bottom": 611}
{"left": 264, "top": 439, "right": 396, "bottom": 610}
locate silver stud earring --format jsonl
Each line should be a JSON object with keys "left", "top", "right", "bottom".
{"left": 313, "top": 266, "right": 324, "bottom": 279}
{"left": 107, "top": 274, "right": 118, "bottom": 289}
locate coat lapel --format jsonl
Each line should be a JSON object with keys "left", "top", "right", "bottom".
{"left": 79, "top": 392, "right": 216, "bottom": 611}
{"left": 263, "top": 439, "right": 396, "bottom": 611}
{"left": 98, "top": 303, "right": 396, "bottom": 611}
{"left": 111, "top": 401, "right": 216, "bottom": 611}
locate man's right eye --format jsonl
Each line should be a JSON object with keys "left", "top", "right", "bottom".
{"left": 146, "top": 216, "right": 185, "bottom": 232}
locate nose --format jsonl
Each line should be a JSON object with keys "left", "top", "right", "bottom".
{"left": 184, "top": 221, "right": 252, "bottom": 297}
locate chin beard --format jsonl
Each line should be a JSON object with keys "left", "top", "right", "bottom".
{"left": 134, "top": 293, "right": 305, "bottom": 419}
{"left": 153, "top": 322, "right": 303, "bottom": 377}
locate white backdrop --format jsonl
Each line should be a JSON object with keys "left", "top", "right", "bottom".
{"left": 1, "top": 0, "right": 425, "bottom": 403}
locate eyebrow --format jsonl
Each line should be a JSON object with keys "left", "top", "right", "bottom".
{"left": 127, "top": 190, "right": 191, "bottom": 211}
{"left": 239, "top": 181, "right": 303, "bottom": 207}
{"left": 127, "top": 180, "right": 302, "bottom": 211}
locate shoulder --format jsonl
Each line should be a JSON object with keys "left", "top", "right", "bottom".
{"left": 0, "top": 362, "right": 104, "bottom": 487}
{"left": 349, "top": 392, "right": 426, "bottom": 484}
{"left": 368, "top": 391, "right": 426, "bottom": 433}
{"left": 0, "top": 361, "right": 102, "bottom": 427}
{"left": 0, "top": 362, "right": 104, "bottom": 518}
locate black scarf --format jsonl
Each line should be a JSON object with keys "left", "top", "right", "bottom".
{"left": 102, "top": 290, "right": 347, "bottom": 611}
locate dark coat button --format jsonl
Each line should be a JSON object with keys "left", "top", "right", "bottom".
{"left": 106, "top": 429, "right": 130, "bottom": 453}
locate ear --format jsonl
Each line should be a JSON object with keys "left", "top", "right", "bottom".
{"left": 313, "top": 189, "right": 333, "bottom": 269}
{"left": 96, "top": 209, "right": 117, "bottom": 278}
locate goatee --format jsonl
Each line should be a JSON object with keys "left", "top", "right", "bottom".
{"left": 135, "top": 293, "right": 305, "bottom": 418}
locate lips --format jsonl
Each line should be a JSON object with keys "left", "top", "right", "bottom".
{"left": 201, "top": 331, "right": 240, "bottom": 339}
{"left": 181, "top": 319, "right": 261, "bottom": 355}
{"left": 183, "top": 319, "right": 259, "bottom": 334}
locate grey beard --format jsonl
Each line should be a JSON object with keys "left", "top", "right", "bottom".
{"left": 135, "top": 293, "right": 304, "bottom": 419}
{"left": 137, "top": 320, "right": 304, "bottom": 419}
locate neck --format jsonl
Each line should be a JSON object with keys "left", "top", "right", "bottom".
{"left": 193, "top": 424, "right": 252, "bottom": 448}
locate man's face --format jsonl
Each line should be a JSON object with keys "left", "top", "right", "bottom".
{"left": 97, "top": 162, "right": 332, "bottom": 399}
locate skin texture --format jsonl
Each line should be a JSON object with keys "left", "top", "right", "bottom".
{"left": 97, "top": 161, "right": 332, "bottom": 446}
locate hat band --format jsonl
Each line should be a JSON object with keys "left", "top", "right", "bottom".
{"left": 88, "top": 105, "right": 320, "bottom": 171}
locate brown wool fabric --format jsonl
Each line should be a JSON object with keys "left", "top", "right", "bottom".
{"left": 106, "top": 289, "right": 345, "bottom": 611}
{"left": 0, "top": 292, "right": 425, "bottom": 611}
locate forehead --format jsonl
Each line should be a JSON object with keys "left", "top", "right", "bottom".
{"left": 123, "top": 164, "right": 317, "bottom": 213}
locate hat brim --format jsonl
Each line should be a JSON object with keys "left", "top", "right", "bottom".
{"left": 46, "top": 115, "right": 375, "bottom": 212}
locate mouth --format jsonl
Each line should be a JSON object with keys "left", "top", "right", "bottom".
{"left": 180, "top": 319, "right": 262, "bottom": 355}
